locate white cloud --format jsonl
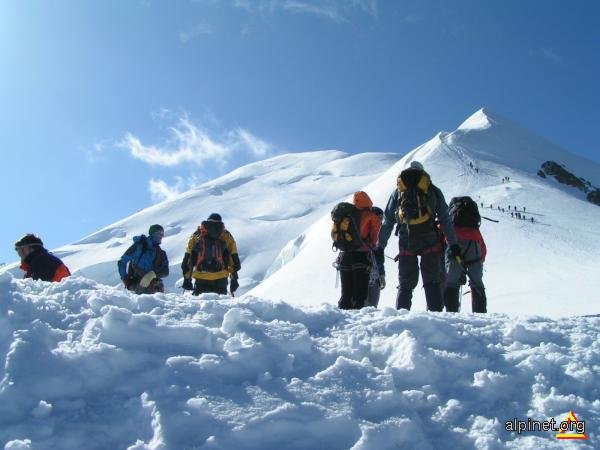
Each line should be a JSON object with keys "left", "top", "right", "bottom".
{"left": 148, "top": 177, "right": 185, "bottom": 203}
{"left": 179, "top": 22, "right": 214, "bottom": 43}
{"left": 116, "top": 111, "right": 276, "bottom": 203}
{"left": 541, "top": 47, "right": 561, "bottom": 64}
{"left": 232, "top": 0, "right": 252, "bottom": 11}
{"left": 350, "top": 0, "right": 377, "bottom": 17}
{"left": 119, "top": 115, "right": 228, "bottom": 167}
{"left": 232, "top": 128, "right": 272, "bottom": 158}
{"left": 283, "top": 1, "right": 343, "bottom": 22}
{"left": 401, "top": 13, "right": 422, "bottom": 23}
{"left": 84, "top": 141, "right": 111, "bottom": 163}
{"left": 118, "top": 112, "right": 274, "bottom": 168}
{"left": 149, "top": 174, "right": 205, "bottom": 203}
{"left": 231, "top": 0, "right": 377, "bottom": 22}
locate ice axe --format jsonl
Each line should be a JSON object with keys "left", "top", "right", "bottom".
{"left": 456, "top": 256, "right": 485, "bottom": 301}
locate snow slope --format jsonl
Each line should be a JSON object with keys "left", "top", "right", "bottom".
{"left": 3, "top": 109, "right": 598, "bottom": 317}
{"left": 3, "top": 109, "right": 599, "bottom": 318}
{"left": 251, "top": 109, "right": 600, "bottom": 317}
{"left": 1, "top": 274, "right": 597, "bottom": 449}
{"left": 3, "top": 150, "right": 398, "bottom": 295}
{"left": 1, "top": 109, "right": 599, "bottom": 449}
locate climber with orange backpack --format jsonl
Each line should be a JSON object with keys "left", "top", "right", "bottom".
{"left": 181, "top": 213, "right": 241, "bottom": 296}
{"left": 331, "top": 191, "right": 381, "bottom": 310}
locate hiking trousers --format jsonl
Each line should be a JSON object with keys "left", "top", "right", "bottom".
{"left": 365, "top": 258, "right": 382, "bottom": 308}
{"left": 193, "top": 278, "right": 228, "bottom": 296}
{"left": 445, "top": 240, "right": 484, "bottom": 292}
{"left": 396, "top": 248, "right": 443, "bottom": 311}
{"left": 366, "top": 281, "right": 381, "bottom": 308}
{"left": 338, "top": 251, "right": 370, "bottom": 310}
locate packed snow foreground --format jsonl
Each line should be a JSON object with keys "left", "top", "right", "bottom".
{"left": 1, "top": 273, "right": 597, "bottom": 449}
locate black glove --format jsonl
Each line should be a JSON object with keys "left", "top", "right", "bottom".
{"left": 449, "top": 244, "right": 462, "bottom": 260}
{"left": 232, "top": 254, "right": 241, "bottom": 272}
{"left": 182, "top": 278, "right": 193, "bottom": 291}
{"left": 181, "top": 253, "right": 190, "bottom": 273}
{"left": 230, "top": 273, "right": 239, "bottom": 294}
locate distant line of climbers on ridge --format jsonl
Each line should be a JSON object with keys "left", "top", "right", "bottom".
{"left": 481, "top": 202, "right": 534, "bottom": 221}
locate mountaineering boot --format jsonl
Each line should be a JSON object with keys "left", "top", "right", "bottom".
{"left": 424, "top": 282, "right": 444, "bottom": 311}
{"left": 444, "top": 287, "right": 460, "bottom": 312}
{"left": 396, "top": 289, "right": 413, "bottom": 310}
{"left": 471, "top": 287, "right": 487, "bottom": 313}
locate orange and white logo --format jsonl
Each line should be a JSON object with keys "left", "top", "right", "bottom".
{"left": 556, "top": 411, "right": 588, "bottom": 440}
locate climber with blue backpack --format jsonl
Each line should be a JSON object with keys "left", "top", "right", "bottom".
{"left": 118, "top": 224, "right": 169, "bottom": 294}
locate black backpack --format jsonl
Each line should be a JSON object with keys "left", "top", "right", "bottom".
{"left": 448, "top": 196, "right": 481, "bottom": 228}
{"left": 193, "top": 221, "right": 230, "bottom": 272}
{"left": 397, "top": 168, "right": 434, "bottom": 230}
{"left": 331, "top": 202, "right": 363, "bottom": 251}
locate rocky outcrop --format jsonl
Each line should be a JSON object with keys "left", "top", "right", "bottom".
{"left": 538, "top": 161, "right": 600, "bottom": 206}
{"left": 587, "top": 189, "right": 600, "bottom": 206}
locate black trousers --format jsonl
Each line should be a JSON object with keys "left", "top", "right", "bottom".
{"left": 338, "top": 251, "right": 370, "bottom": 310}
{"left": 396, "top": 249, "right": 443, "bottom": 311}
{"left": 193, "top": 278, "right": 228, "bottom": 296}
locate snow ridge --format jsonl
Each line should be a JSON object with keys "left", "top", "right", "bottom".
{"left": 1, "top": 274, "right": 598, "bottom": 449}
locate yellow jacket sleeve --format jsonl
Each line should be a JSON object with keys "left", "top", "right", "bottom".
{"left": 185, "top": 232, "right": 199, "bottom": 254}
{"left": 223, "top": 231, "right": 239, "bottom": 273}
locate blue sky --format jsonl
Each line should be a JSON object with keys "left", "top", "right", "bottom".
{"left": 1, "top": 0, "right": 599, "bottom": 265}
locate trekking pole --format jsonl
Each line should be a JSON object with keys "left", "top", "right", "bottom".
{"left": 481, "top": 216, "right": 499, "bottom": 223}
{"left": 457, "top": 259, "right": 484, "bottom": 300}
{"left": 456, "top": 255, "right": 469, "bottom": 294}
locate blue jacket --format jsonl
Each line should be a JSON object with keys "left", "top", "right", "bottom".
{"left": 117, "top": 235, "right": 169, "bottom": 280}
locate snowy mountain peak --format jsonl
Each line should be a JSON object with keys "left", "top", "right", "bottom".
{"left": 457, "top": 107, "right": 497, "bottom": 131}
{"left": 2, "top": 109, "right": 599, "bottom": 319}
{"left": 251, "top": 109, "right": 600, "bottom": 317}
